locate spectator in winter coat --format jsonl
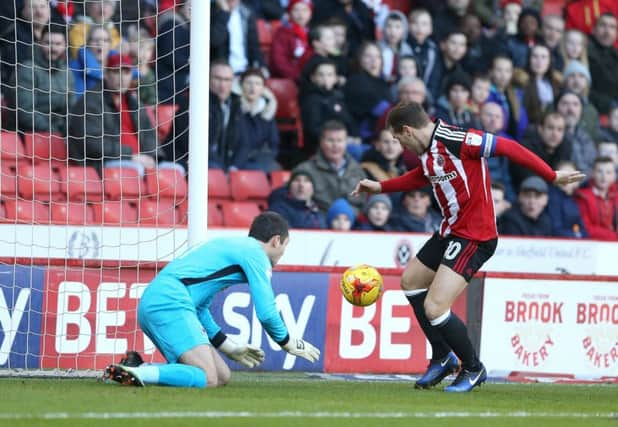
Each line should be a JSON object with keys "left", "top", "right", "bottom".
{"left": 238, "top": 69, "right": 280, "bottom": 172}
{"left": 562, "top": 60, "right": 600, "bottom": 142}
{"left": 406, "top": 9, "right": 440, "bottom": 105}
{"left": 541, "top": 14, "right": 565, "bottom": 71}
{"left": 360, "top": 129, "right": 405, "bottom": 182}
{"left": 377, "top": 11, "right": 413, "bottom": 84}
{"left": 391, "top": 187, "right": 441, "bottom": 233}
{"left": 344, "top": 41, "right": 393, "bottom": 143}
{"left": 588, "top": 13, "right": 618, "bottom": 114}
{"left": 499, "top": 176, "right": 553, "bottom": 237}
{"left": 10, "top": 23, "right": 74, "bottom": 135}
{"left": 158, "top": 1, "right": 191, "bottom": 104}
{"left": 547, "top": 161, "right": 588, "bottom": 238}
{"left": 555, "top": 90, "right": 598, "bottom": 177}
{"left": 431, "top": 30, "right": 469, "bottom": 104}
{"left": 268, "top": 170, "right": 326, "bottom": 229}
{"left": 505, "top": 8, "right": 544, "bottom": 69}
{"left": 292, "top": 120, "right": 367, "bottom": 212}
{"left": 270, "top": 0, "right": 313, "bottom": 81}
{"left": 434, "top": 71, "right": 478, "bottom": 129}
{"left": 299, "top": 24, "right": 347, "bottom": 90}
{"left": 575, "top": 156, "right": 618, "bottom": 240}
{"left": 69, "top": 25, "right": 112, "bottom": 96}
{"left": 356, "top": 194, "right": 394, "bottom": 231}
{"left": 600, "top": 102, "right": 618, "bottom": 143}
{"left": 300, "top": 59, "right": 357, "bottom": 154}
{"left": 68, "top": 0, "right": 120, "bottom": 59}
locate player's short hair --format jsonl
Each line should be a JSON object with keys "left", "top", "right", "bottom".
{"left": 386, "top": 102, "right": 431, "bottom": 132}
{"left": 249, "top": 211, "right": 289, "bottom": 242}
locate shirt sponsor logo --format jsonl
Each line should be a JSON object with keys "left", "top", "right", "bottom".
{"left": 428, "top": 171, "right": 458, "bottom": 183}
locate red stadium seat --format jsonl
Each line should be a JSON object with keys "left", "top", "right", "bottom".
{"left": 22, "top": 132, "right": 67, "bottom": 163}
{"left": 229, "top": 169, "right": 271, "bottom": 201}
{"left": 60, "top": 166, "right": 103, "bottom": 202}
{"left": 257, "top": 19, "right": 274, "bottom": 65}
{"left": 3, "top": 199, "right": 49, "bottom": 223}
{"left": 0, "top": 131, "right": 26, "bottom": 167}
{"left": 17, "top": 163, "right": 61, "bottom": 201}
{"left": 103, "top": 167, "right": 143, "bottom": 201}
{"left": 270, "top": 170, "right": 292, "bottom": 189}
{"left": 138, "top": 199, "right": 177, "bottom": 226}
{"left": 145, "top": 168, "right": 187, "bottom": 202}
{"left": 92, "top": 200, "right": 139, "bottom": 225}
{"left": 382, "top": 0, "right": 412, "bottom": 14}
{"left": 50, "top": 202, "right": 95, "bottom": 225}
{"left": 208, "top": 200, "right": 223, "bottom": 226}
{"left": 221, "top": 201, "right": 262, "bottom": 227}
{"left": 265, "top": 78, "right": 304, "bottom": 147}
{"left": 0, "top": 164, "right": 17, "bottom": 200}
{"left": 208, "top": 168, "right": 231, "bottom": 201}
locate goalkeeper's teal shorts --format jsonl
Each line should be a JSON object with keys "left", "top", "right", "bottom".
{"left": 137, "top": 277, "right": 210, "bottom": 363}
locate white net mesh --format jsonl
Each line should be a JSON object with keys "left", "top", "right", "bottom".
{"left": 0, "top": 0, "right": 191, "bottom": 374}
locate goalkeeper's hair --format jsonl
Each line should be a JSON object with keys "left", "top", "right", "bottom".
{"left": 249, "top": 212, "right": 289, "bottom": 242}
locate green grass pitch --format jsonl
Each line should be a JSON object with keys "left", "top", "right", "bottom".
{"left": 1, "top": 373, "right": 616, "bottom": 427}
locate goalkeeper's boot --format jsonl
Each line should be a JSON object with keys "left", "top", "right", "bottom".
{"left": 103, "top": 364, "right": 144, "bottom": 387}
{"left": 119, "top": 351, "right": 144, "bottom": 367}
{"left": 444, "top": 363, "right": 487, "bottom": 393}
{"left": 414, "top": 351, "right": 459, "bottom": 389}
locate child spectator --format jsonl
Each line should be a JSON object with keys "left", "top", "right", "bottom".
{"left": 327, "top": 198, "right": 356, "bottom": 231}
{"left": 391, "top": 188, "right": 441, "bottom": 233}
{"left": 575, "top": 156, "right": 618, "bottom": 240}
{"left": 238, "top": 68, "right": 281, "bottom": 172}
{"left": 360, "top": 129, "right": 405, "bottom": 181}
{"left": 487, "top": 54, "right": 528, "bottom": 139}
{"left": 126, "top": 25, "right": 156, "bottom": 105}
{"left": 69, "top": 0, "right": 120, "bottom": 58}
{"left": 560, "top": 29, "right": 589, "bottom": 69}
{"left": 433, "top": 30, "right": 469, "bottom": 102}
{"left": 406, "top": 9, "right": 440, "bottom": 102}
{"left": 499, "top": 176, "right": 553, "bottom": 237}
{"left": 356, "top": 194, "right": 394, "bottom": 231}
{"left": 547, "top": 160, "right": 588, "bottom": 238}
{"left": 435, "top": 71, "right": 478, "bottom": 129}
{"left": 468, "top": 73, "right": 491, "bottom": 118}
{"left": 299, "top": 24, "right": 347, "bottom": 88}
{"left": 70, "top": 25, "right": 112, "bottom": 96}
{"left": 378, "top": 11, "right": 413, "bottom": 83}
{"left": 270, "top": 0, "right": 313, "bottom": 81}
{"left": 268, "top": 170, "right": 326, "bottom": 229}
{"left": 300, "top": 59, "right": 358, "bottom": 154}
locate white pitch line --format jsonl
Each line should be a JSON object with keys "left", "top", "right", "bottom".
{"left": 0, "top": 412, "right": 615, "bottom": 420}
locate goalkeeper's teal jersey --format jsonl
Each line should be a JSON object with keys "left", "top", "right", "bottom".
{"left": 147, "top": 236, "right": 288, "bottom": 344}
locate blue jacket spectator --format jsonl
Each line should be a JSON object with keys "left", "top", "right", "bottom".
{"left": 327, "top": 198, "right": 356, "bottom": 231}
{"left": 547, "top": 185, "right": 588, "bottom": 238}
{"left": 70, "top": 45, "right": 118, "bottom": 96}
{"left": 268, "top": 171, "right": 326, "bottom": 229}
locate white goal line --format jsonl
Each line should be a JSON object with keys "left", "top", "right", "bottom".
{"left": 0, "top": 411, "right": 615, "bottom": 420}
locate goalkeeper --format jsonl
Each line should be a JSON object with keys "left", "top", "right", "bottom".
{"left": 103, "top": 211, "right": 320, "bottom": 388}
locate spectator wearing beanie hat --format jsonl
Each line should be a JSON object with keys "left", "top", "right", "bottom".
{"left": 356, "top": 194, "right": 394, "bottom": 231}
{"left": 563, "top": 60, "right": 601, "bottom": 142}
{"left": 268, "top": 170, "right": 326, "bottom": 229}
{"left": 270, "top": 0, "right": 313, "bottom": 81}
{"left": 327, "top": 198, "right": 356, "bottom": 231}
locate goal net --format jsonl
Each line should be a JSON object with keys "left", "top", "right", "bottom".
{"left": 0, "top": 0, "right": 198, "bottom": 376}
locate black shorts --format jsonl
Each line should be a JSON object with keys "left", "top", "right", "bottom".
{"left": 416, "top": 232, "right": 498, "bottom": 282}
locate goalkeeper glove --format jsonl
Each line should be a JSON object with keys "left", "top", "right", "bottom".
{"left": 281, "top": 336, "right": 320, "bottom": 363}
{"left": 218, "top": 336, "right": 265, "bottom": 368}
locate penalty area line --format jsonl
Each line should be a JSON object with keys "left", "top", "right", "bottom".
{"left": 0, "top": 411, "right": 615, "bottom": 420}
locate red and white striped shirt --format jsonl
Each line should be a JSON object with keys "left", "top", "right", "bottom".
{"left": 381, "top": 120, "right": 557, "bottom": 241}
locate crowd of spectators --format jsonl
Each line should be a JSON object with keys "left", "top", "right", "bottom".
{"left": 0, "top": 0, "right": 617, "bottom": 239}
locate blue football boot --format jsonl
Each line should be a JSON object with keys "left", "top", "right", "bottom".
{"left": 444, "top": 363, "right": 487, "bottom": 393}
{"left": 415, "top": 351, "right": 460, "bottom": 389}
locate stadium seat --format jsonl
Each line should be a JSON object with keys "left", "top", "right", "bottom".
{"left": 145, "top": 168, "right": 187, "bottom": 202}
{"left": 50, "top": 202, "right": 95, "bottom": 225}
{"left": 208, "top": 200, "right": 223, "bottom": 226}
{"left": 0, "top": 131, "right": 26, "bottom": 167}
{"left": 103, "top": 167, "right": 143, "bottom": 201}
{"left": 270, "top": 170, "right": 292, "bottom": 189}
{"left": 91, "top": 201, "right": 139, "bottom": 225}
{"left": 60, "top": 165, "right": 103, "bottom": 202}
{"left": 221, "top": 201, "right": 262, "bottom": 227}
{"left": 22, "top": 132, "right": 67, "bottom": 163}
{"left": 17, "top": 163, "right": 61, "bottom": 201}
{"left": 229, "top": 169, "right": 271, "bottom": 201}
{"left": 0, "top": 164, "right": 17, "bottom": 200}
{"left": 138, "top": 199, "right": 177, "bottom": 226}
{"left": 257, "top": 19, "right": 273, "bottom": 65}
{"left": 265, "top": 78, "right": 304, "bottom": 147}
{"left": 208, "top": 168, "right": 231, "bottom": 201}
{"left": 382, "top": 0, "right": 412, "bottom": 14}
{"left": 3, "top": 199, "right": 49, "bottom": 223}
